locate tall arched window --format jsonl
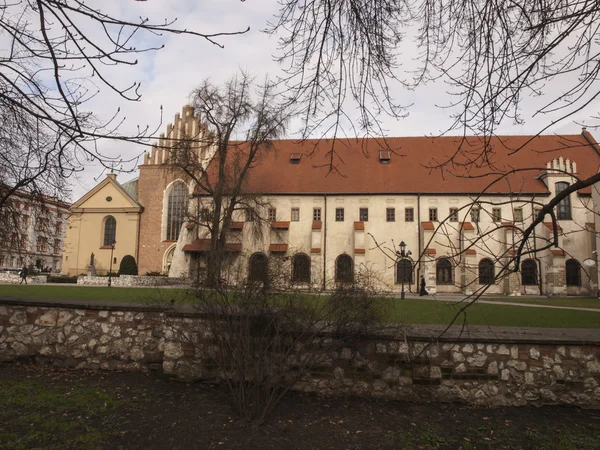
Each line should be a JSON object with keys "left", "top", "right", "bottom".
{"left": 521, "top": 259, "right": 538, "bottom": 286}
{"left": 335, "top": 254, "right": 353, "bottom": 283}
{"left": 396, "top": 259, "right": 413, "bottom": 284}
{"left": 249, "top": 253, "right": 268, "bottom": 283}
{"left": 555, "top": 182, "right": 571, "bottom": 220}
{"left": 103, "top": 216, "right": 116, "bottom": 246}
{"left": 166, "top": 182, "right": 188, "bottom": 241}
{"left": 436, "top": 258, "right": 453, "bottom": 284}
{"left": 292, "top": 253, "right": 311, "bottom": 282}
{"left": 478, "top": 259, "right": 495, "bottom": 285}
{"left": 566, "top": 259, "right": 581, "bottom": 286}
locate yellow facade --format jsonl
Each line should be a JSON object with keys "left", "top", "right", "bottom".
{"left": 62, "top": 174, "right": 142, "bottom": 276}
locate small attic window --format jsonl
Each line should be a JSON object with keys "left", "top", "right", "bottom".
{"left": 290, "top": 153, "right": 302, "bottom": 164}
{"left": 379, "top": 150, "right": 391, "bottom": 164}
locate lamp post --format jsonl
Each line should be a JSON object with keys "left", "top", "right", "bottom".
{"left": 396, "top": 241, "right": 412, "bottom": 299}
{"left": 108, "top": 241, "right": 116, "bottom": 287}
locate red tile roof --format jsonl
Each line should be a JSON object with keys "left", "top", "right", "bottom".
{"left": 312, "top": 221, "right": 322, "bottom": 230}
{"left": 461, "top": 222, "right": 475, "bottom": 231}
{"left": 229, "top": 221, "right": 244, "bottom": 230}
{"left": 543, "top": 222, "right": 563, "bottom": 232}
{"left": 183, "top": 239, "right": 241, "bottom": 253}
{"left": 354, "top": 221, "right": 365, "bottom": 230}
{"left": 464, "top": 249, "right": 477, "bottom": 255}
{"left": 271, "top": 221, "right": 290, "bottom": 230}
{"left": 311, "top": 247, "right": 321, "bottom": 253}
{"left": 354, "top": 248, "right": 365, "bottom": 254}
{"left": 551, "top": 249, "right": 565, "bottom": 256}
{"left": 195, "top": 133, "right": 600, "bottom": 195}
{"left": 269, "top": 243, "right": 288, "bottom": 253}
{"left": 424, "top": 248, "right": 436, "bottom": 255}
{"left": 421, "top": 221, "right": 435, "bottom": 231}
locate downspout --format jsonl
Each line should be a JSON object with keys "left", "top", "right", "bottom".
{"left": 323, "top": 194, "right": 327, "bottom": 291}
{"left": 417, "top": 193, "right": 421, "bottom": 286}
{"left": 531, "top": 195, "right": 543, "bottom": 295}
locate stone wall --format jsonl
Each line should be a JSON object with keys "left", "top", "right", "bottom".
{"left": 77, "top": 275, "right": 187, "bottom": 287}
{"left": 1, "top": 300, "right": 599, "bottom": 408}
{"left": 0, "top": 273, "right": 47, "bottom": 284}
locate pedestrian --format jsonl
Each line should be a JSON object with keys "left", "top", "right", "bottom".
{"left": 19, "top": 265, "right": 28, "bottom": 285}
{"left": 419, "top": 276, "right": 428, "bottom": 296}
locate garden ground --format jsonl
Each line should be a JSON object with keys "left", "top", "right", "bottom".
{"left": 0, "top": 363, "right": 599, "bottom": 450}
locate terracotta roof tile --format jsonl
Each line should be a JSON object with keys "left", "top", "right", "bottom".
{"left": 311, "top": 247, "right": 321, "bottom": 253}
{"left": 551, "top": 249, "right": 565, "bottom": 256}
{"left": 183, "top": 239, "right": 241, "bottom": 253}
{"left": 421, "top": 221, "right": 435, "bottom": 231}
{"left": 464, "top": 249, "right": 477, "bottom": 255}
{"left": 312, "top": 221, "right": 322, "bottom": 230}
{"left": 354, "top": 248, "right": 365, "bottom": 254}
{"left": 424, "top": 248, "right": 436, "bottom": 255}
{"left": 196, "top": 134, "right": 600, "bottom": 195}
{"left": 354, "top": 221, "right": 365, "bottom": 230}
{"left": 586, "top": 222, "right": 595, "bottom": 231}
{"left": 543, "top": 222, "right": 563, "bottom": 232}
{"left": 229, "top": 221, "right": 244, "bottom": 230}
{"left": 461, "top": 222, "right": 475, "bottom": 231}
{"left": 271, "top": 221, "right": 290, "bottom": 230}
{"left": 185, "top": 223, "right": 194, "bottom": 230}
{"left": 501, "top": 221, "right": 515, "bottom": 228}
{"left": 269, "top": 243, "right": 288, "bottom": 253}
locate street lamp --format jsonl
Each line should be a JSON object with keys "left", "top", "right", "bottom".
{"left": 396, "top": 241, "right": 412, "bottom": 299}
{"left": 108, "top": 241, "right": 116, "bottom": 287}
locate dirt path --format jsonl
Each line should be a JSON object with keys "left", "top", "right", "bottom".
{"left": 0, "top": 363, "right": 599, "bottom": 449}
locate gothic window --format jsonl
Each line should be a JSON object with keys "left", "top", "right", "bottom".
{"left": 249, "top": 253, "right": 268, "bottom": 283}
{"left": 566, "top": 259, "right": 581, "bottom": 286}
{"left": 396, "top": 259, "right": 413, "bottom": 284}
{"left": 436, "top": 258, "right": 453, "bottom": 284}
{"left": 335, "top": 254, "right": 353, "bottom": 283}
{"left": 166, "top": 182, "right": 188, "bottom": 241}
{"left": 556, "top": 182, "right": 572, "bottom": 220}
{"left": 103, "top": 216, "right": 116, "bottom": 246}
{"left": 478, "top": 259, "right": 495, "bottom": 285}
{"left": 292, "top": 253, "right": 311, "bottom": 282}
{"left": 521, "top": 259, "right": 538, "bottom": 286}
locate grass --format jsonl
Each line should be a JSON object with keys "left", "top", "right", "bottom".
{"left": 480, "top": 296, "right": 600, "bottom": 309}
{"left": 1, "top": 285, "right": 600, "bottom": 328}
{"left": 0, "top": 377, "right": 120, "bottom": 449}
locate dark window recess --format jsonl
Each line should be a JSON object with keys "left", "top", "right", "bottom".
{"left": 521, "top": 259, "right": 538, "bottom": 286}
{"left": 436, "top": 258, "right": 453, "bottom": 284}
{"left": 290, "top": 153, "right": 302, "bottom": 164}
{"left": 379, "top": 150, "right": 391, "bottom": 164}
{"left": 313, "top": 208, "right": 321, "bottom": 221}
{"left": 556, "top": 182, "right": 572, "bottom": 220}
{"left": 386, "top": 208, "right": 395, "bottom": 222}
{"left": 566, "top": 259, "right": 581, "bottom": 286}
{"left": 335, "top": 254, "right": 353, "bottom": 282}
{"left": 292, "top": 254, "right": 311, "bottom": 282}
{"left": 429, "top": 208, "right": 438, "bottom": 222}
{"left": 103, "top": 216, "right": 116, "bottom": 246}
{"left": 249, "top": 253, "right": 268, "bottom": 283}
{"left": 449, "top": 208, "right": 458, "bottom": 222}
{"left": 405, "top": 208, "right": 414, "bottom": 222}
{"left": 478, "top": 259, "right": 495, "bottom": 285}
{"left": 359, "top": 207, "right": 368, "bottom": 222}
{"left": 335, "top": 208, "right": 344, "bottom": 222}
{"left": 396, "top": 259, "right": 413, "bottom": 284}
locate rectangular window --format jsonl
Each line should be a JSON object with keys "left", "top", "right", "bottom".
{"left": 55, "top": 222, "right": 62, "bottom": 234}
{"left": 359, "top": 207, "right": 368, "bottom": 222}
{"left": 405, "top": 207, "right": 414, "bottom": 222}
{"left": 335, "top": 208, "right": 345, "bottom": 222}
{"left": 200, "top": 208, "right": 212, "bottom": 222}
{"left": 291, "top": 207, "right": 300, "bottom": 221}
{"left": 492, "top": 208, "right": 502, "bottom": 222}
{"left": 429, "top": 208, "right": 438, "bottom": 222}
{"left": 470, "top": 207, "right": 480, "bottom": 223}
{"left": 533, "top": 207, "right": 542, "bottom": 220}
{"left": 37, "top": 237, "right": 47, "bottom": 253}
{"left": 268, "top": 208, "right": 277, "bottom": 221}
{"left": 245, "top": 208, "right": 255, "bottom": 222}
{"left": 313, "top": 207, "right": 321, "bottom": 222}
{"left": 513, "top": 207, "right": 523, "bottom": 222}
{"left": 449, "top": 208, "right": 458, "bottom": 222}
{"left": 53, "top": 239, "right": 60, "bottom": 255}
{"left": 386, "top": 207, "right": 395, "bottom": 222}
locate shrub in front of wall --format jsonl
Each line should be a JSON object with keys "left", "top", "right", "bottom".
{"left": 118, "top": 255, "right": 138, "bottom": 276}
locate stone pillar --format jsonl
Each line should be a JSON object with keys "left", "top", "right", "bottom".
{"left": 422, "top": 254, "right": 437, "bottom": 295}
{"left": 462, "top": 251, "right": 477, "bottom": 295}
{"left": 546, "top": 251, "right": 566, "bottom": 296}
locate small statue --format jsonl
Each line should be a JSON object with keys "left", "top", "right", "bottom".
{"left": 90, "top": 252, "right": 95, "bottom": 267}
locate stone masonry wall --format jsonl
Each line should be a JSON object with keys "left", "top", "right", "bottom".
{"left": 1, "top": 301, "right": 599, "bottom": 408}
{"left": 0, "top": 273, "right": 47, "bottom": 284}
{"left": 77, "top": 275, "right": 187, "bottom": 287}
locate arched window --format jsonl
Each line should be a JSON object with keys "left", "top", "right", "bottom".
{"left": 478, "top": 259, "right": 495, "bottom": 285}
{"left": 566, "top": 259, "right": 581, "bottom": 286}
{"left": 521, "top": 259, "right": 538, "bottom": 286}
{"left": 103, "top": 216, "right": 116, "bottom": 246}
{"left": 292, "top": 253, "right": 311, "bottom": 283}
{"left": 436, "top": 258, "right": 453, "bottom": 285}
{"left": 166, "top": 182, "right": 188, "bottom": 241}
{"left": 396, "top": 259, "right": 413, "bottom": 284}
{"left": 555, "top": 182, "right": 571, "bottom": 220}
{"left": 248, "top": 253, "right": 268, "bottom": 283}
{"left": 335, "top": 254, "right": 354, "bottom": 283}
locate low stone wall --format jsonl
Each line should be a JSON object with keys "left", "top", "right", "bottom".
{"left": 0, "top": 273, "right": 47, "bottom": 284}
{"left": 77, "top": 275, "right": 187, "bottom": 287}
{"left": 0, "top": 300, "right": 599, "bottom": 407}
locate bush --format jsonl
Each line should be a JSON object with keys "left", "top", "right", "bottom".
{"left": 119, "top": 255, "right": 138, "bottom": 275}
{"left": 47, "top": 275, "right": 78, "bottom": 284}
{"left": 144, "top": 271, "right": 166, "bottom": 277}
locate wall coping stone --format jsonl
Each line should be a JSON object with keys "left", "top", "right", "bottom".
{"left": 1, "top": 296, "right": 599, "bottom": 346}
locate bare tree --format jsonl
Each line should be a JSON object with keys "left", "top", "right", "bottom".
{"left": 0, "top": 0, "right": 247, "bottom": 212}
{"left": 169, "top": 72, "right": 290, "bottom": 286}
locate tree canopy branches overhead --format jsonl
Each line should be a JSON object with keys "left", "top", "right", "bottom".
{"left": 0, "top": 0, "right": 246, "bottom": 209}
{"left": 270, "top": 0, "right": 600, "bottom": 138}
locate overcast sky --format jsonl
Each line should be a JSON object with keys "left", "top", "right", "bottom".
{"left": 71, "top": 0, "right": 599, "bottom": 200}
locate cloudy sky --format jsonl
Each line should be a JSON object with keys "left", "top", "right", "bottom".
{"left": 71, "top": 0, "right": 598, "bottom": 200}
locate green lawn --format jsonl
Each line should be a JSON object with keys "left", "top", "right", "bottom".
{"left": 480, "top": 296, "right": 600, "bottom": 309}
{"left": 1, "top": 285, "right": 600, "bottom": 328}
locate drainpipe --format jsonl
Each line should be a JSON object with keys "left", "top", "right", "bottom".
{"left": 323, "top": 194, "right": 327, "bottom": 291}
{"left": 417, "top": 193, "right": 421, "bottom": 287}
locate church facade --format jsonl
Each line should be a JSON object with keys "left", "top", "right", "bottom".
{"left": 63, "top": 106, "right": 600, "bottom": 295}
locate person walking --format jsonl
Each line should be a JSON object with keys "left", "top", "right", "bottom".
{"left": 419, "top": 276, "right": 428, "bottom": 296}
{"left": 19, "top": 266, "right": 29, "bottom": 285}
